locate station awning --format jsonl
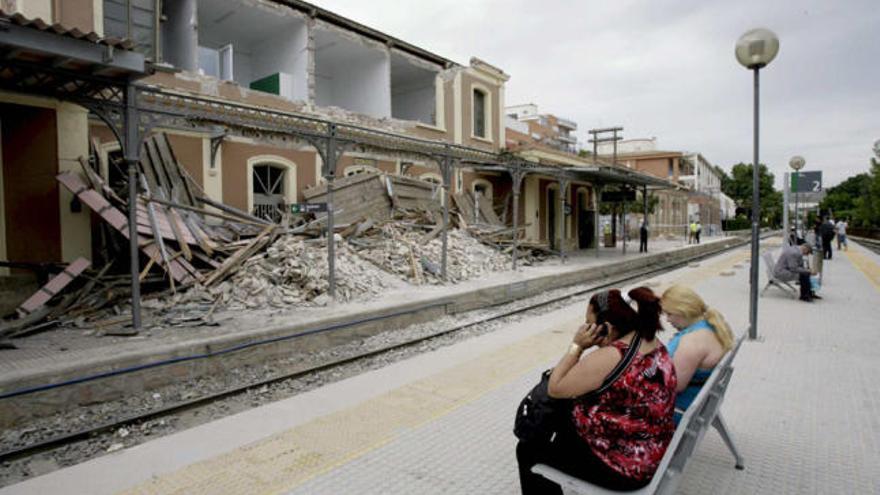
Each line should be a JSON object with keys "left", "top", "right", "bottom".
{"left": 0, "top": 12, "right": 147, "bottom": 102}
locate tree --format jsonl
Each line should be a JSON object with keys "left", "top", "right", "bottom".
{"left": 722, "top": 163, "right": 781, "bottom": 227}
{"left": 819, "top": 173, "right": 870, "bottom": 224}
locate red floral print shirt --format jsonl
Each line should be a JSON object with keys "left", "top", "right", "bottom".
{"left": 572, "top": 340, "right": 677, "bottom": 482}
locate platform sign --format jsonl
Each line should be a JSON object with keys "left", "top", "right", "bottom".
{"left": 601, "top": 190, "right": 636, "bottom": 203}
{"left": 289, "top": 202, "right": 328, "bottom": 214}
{"left": 791, "top": 171, "right": 822, "bottom": 193}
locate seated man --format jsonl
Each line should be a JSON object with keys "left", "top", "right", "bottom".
{"left": 773, "top": 243, "right": 818, "bottom": 302}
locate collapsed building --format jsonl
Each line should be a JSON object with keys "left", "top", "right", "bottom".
{"left": 0, "top": 0, "right": 677, "bottom": 336}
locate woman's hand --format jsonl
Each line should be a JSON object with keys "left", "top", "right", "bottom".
{"left": 573, "top": 322, "right": 610, "bottom": 349}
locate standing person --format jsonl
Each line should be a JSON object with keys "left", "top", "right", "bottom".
{"left": 836, "top": 218, "right": 848, "bottom": 251}
{"left": 516, "top": 288, "right": 676, "bottom": 493}
{"left": 695, "top": 221, "right": 702, "bottom": 244}
{"left": 819, "top": 217, "right": 835, "bottom": 260}
{"left": 660, "top": 286, "right": 735, "bottom": 423}
{"left": 774, "top": 243, "right": 819, "bottom": 302}
{"left": 688, "top": 221, "right": 696, "bottom": 244}
{"left": 640, "top": 220, "right": 649, "bottom": 253}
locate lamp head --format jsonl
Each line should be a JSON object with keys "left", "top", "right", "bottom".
{"left": 735, "top": 28, "right": 780, "bottom": 69}
{"left": 789, "top": 156, "right": 805, "bottom": 171}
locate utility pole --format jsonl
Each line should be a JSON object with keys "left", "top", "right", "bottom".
{"left": 588, "top": 127, "right": 623, "bottom": 252}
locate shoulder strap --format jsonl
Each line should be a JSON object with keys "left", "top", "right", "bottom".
{"left": 582, "top": 333, "right": 642, "bottom": 400}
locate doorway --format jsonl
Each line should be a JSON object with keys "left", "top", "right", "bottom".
{"left": 577, "top": 190, "right": 594, "bottom": 249}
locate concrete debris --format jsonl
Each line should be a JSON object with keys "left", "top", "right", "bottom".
{"left": 353, "top": 223, "right": 509, "bottom": 284}
{"left": 172, "top": 236, "right": 392, "bottom": 310}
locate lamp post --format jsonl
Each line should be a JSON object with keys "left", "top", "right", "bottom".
{"left": 736, "top": 28, "right": 779, "bottom": 341}
{"left": 789, "top": 155, "right": 805, "bottom": 241}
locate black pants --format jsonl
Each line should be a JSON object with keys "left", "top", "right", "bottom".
{"left": 798, "top": 272, "right": 812, "bottom": 300}
{"left": 640, "top": 234, "right": 648, "bottom": 253}
{"left": 695, "top": 231, "right": 701, "bottom": 243}
{"left": 822, "top": 235, "right": 833, "bottom": 259}
{"left": 516, "top": 423, "right": 646, "bottom": 494}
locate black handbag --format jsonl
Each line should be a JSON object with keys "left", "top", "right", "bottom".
{"left": 513, "top": 334, "right": 642, "bottom": 443}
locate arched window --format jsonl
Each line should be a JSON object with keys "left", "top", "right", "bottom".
{"left": 247, "top": 156, "right": 297, "bottom": 223}
{"left": 471, "top": 179, "right": 493, "bottom": 203}
{"left": 252, "top": 163, "right": 287, "bottom": 222}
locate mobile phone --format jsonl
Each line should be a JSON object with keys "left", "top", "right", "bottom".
{"left": 597, "top": 323, "right": 609, "bottom": 338}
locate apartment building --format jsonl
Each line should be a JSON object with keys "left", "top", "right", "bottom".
{"left": 680, "top": 152, "right": 723, "bottom": 234}
{"left": 599, "top": 138, "right": 727, "bottom": 236}
{"left": 505, "top": 103, "right": 578, "bottom": 154}
{"left": 598, "top": 138, "right": 689, "bottom": 238}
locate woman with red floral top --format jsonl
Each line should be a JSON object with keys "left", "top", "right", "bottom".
{"left": 516, "top": 287, "right": 677, "bottom": 493}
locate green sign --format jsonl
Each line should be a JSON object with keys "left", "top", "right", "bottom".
{"left": 289, "top": 203, "right": 328, "bottom": 214}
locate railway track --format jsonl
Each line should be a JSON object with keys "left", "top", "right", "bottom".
{"left": 850, "top": 236, "right": 880, "bottom": 254}
{"left": 0, "top": 235, "right": 765, "bottom": 471}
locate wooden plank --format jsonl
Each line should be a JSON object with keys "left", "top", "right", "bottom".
{"left": 57, "top": 172, "right": 197, "bottom": 285}
{"left": 476, "top": 192, "right": 502, "bottom": 225}
{"left": 182, "top": 212, "right": 216, "bottom": 256}
{"left": 203, "top": 225, "right": 276, "bottom": 287}
{"left": 160, "top": 132, "right": 197, "bottom": 206}
{"left": 139, "top": 139, "right": 164, "bottom": 197}
{"left": 167, "top": 206, "right": 193, "bottom": 261}
{"left": 17, "top": 258, "right": 90, "bottom": 316}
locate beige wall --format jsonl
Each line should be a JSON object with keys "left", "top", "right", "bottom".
{"left": 55, "top": 0, "right": 96, "bottom": 33}
{"left": 459, "top": 72, "right": 501, "bottom": 152}
{"left": 56, "top": 103, "right": 91, "bottom": 261}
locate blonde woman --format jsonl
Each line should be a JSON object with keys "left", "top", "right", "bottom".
{"left": 660, "top": 285, "right": 735, "bottom": 423}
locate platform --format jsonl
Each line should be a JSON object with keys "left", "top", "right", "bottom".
{"left": 3, "top": 236, "right": 878, "bottom": 494}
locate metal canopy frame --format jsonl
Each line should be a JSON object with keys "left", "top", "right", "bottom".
{"left": 0, "top": 17, "right": 148, "bottom": 329}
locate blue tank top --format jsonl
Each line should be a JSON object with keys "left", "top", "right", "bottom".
{"left": 667, "top": 319, "right": 716, "bottom": 423}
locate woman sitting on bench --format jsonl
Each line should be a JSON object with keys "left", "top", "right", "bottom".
{"left": 516, "top": 288, "right": 677, "bottom": 493}
{"left": 660, "top": 285, "right": 734, "bottom": 424}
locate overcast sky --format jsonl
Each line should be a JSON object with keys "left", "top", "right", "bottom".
{"left": 316, "top": 0, "right": 879, "bottom": 189}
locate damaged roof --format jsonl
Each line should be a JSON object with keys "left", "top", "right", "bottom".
{"left": 0, "top": 10, "right": 135, "bottom": 50}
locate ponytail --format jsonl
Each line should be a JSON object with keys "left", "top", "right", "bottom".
{"left": 704, "top": 308, "right": 734, "bottom": 351}
{"left": 627, "top": 287, "right": 662, "bottom": 341}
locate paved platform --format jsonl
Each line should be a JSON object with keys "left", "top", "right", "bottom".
{"left": 5, "top": 235, "right": 877, "bottom": 494}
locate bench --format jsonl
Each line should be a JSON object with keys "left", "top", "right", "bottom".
{"left": 531, "top": 333, "right": 747, "bottom": 494}
{"left": 760, "top": 251, "right": 798, "bottom": 299}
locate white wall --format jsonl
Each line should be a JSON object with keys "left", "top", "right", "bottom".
{"left": 392, "top": 81, "right": 435, "bottom": 123}
{"left": 315, "top": 42, "right": 391, "bottom": 118}
{"left": 251, "top": 21, "right": 309, "bottom": 102}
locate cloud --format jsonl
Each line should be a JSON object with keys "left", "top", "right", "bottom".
{"left": 315, "top": 0, "right": 880, "bottom": 188}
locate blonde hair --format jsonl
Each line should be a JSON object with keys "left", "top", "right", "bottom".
{"left": 661, "top": 285, "right": 734, "bottom": 351}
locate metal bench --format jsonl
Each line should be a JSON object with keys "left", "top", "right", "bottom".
{"left": 531, "top": 334, "right": 747, "bottom": 494}
{"left": 760, "top": 251, "right": 797, "bottom": 299}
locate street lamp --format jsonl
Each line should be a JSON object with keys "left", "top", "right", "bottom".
{"left": 736, "top": 28, "right": 779, "bottom": 341}
{"left": 789, "top": 155, "right": 805, "bottom": 240}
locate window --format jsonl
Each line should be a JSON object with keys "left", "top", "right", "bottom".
{"left": 198, "top": 44, "right": 234, "bottom": 80}
{"left": 103, "top": 0, "right": 158, "bottom": 60}
{"left": 252, "top": 164, "right": 286, "bottom": 222}
{"left": 473, "top": 89, "right": 487, "bottom": 138}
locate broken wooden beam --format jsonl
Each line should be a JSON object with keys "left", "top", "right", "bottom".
{"left": 17, "top": 258, "right": 90, "bottom": 317}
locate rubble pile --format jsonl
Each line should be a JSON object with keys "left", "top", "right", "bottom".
{"left": 176, "top": 236, "right": 391, "bottom": 309}
{"left": 352, "top": 222, "right": 509, "bottom": 284}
